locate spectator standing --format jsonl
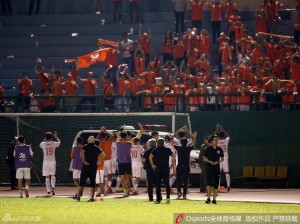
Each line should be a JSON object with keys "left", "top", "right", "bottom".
{"left": 139, "top": 24, "right": 152, "bottom": 68}
{"left": 77, "top": 72, "right": 99, "bottom": 112}
{"left": 129, "top": 0, "right": 140, "bottom": 24}
{"left": 18, "top": 72, "right": 32, "bottom": 112}
{"left": 120, "top": 32, "right": 134, "bottom": 75}
{"left": 172, "top": 0, "right": 188, "bottom": 34}
{"left": 190, "top": 0, "right": 206, "bottom": 31}
{"left": 209, "top": 0, "right": 225, "bottom": 44}
{"left": 62, "top": 73, "right": 79, "bottom": 112}
{"left": 6, "top": 137, "right": 17, "bottom": 190}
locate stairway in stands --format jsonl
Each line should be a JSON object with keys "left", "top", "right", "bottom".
{"left": 0, "top": 1, "right": 295, "bottom": 97}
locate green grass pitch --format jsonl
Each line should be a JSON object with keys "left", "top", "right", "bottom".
{"left": 0, "top": 197, "right": 299, "bottom": 224}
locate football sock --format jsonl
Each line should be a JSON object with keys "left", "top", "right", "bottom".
{"left": 46, "top": 178, "right": 51, "bottom": 192}
{"left": 51, "top": 176, "right": 56, "bottom": 189}
{"left": 226, "top": 174, "right": 230, "bottom": 187}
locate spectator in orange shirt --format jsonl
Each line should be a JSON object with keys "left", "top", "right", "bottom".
{"left": 228, "top": 9, "right": 241, "bottom": 46}
{"left": 34, "top": 61, "right": 50, "bottom": 93}
{"left": 238, "top": 80, "right": 251, "bottom": 111}
{"left": 116, "top": 65, "right": 130, "bottom": 112}
{"left": 52, "top": 71, "right": 64, "bottom": 112}
{"left": 140, "top": 66, "right": 156, "bottom": 91}
{"left": 185, "top": 81, "right": 199, "bottom": 111}
{"left": 62, "top": 73, "right": 79, "bottom": 112}
{"left": 103, "top": 48, "right": 118, "bottom": 88}
{"left": 256, "top": 9, "right": 268, "bottom": 33}
{"left": 135, "top": 85, "right": 152, "bottom": 111}
{"left": 151, "top": 78, "right": 165, "bottom": 111}
{"left": 250, "top": 79, "right": 267, "bottom": 111}
{"left": 133, "top": 46, "right": 146, "bottom": 75}
{"left": 129, "top": 0, "right": 140, "bottom": 24}
{"left": 190, "top": 0, "right": 206, "bottom": 31}
{"left": 18, "top": 72, "right": 32, "bottom": 111}
{"left": 99, "top": 68, "right": 115, "bottom": 111}
{"left": 173, "top": 34, "right": 185, "bottom": 68}
{"left": 290, "top": 52, "right": 300, "bottom": 82}
{"left": 139, "top": 24, "right": 151, "bottom": 68}
{"left": 219, "top": 41, "right": 234, "bottom": 72}
{"left": 225, "top": 0, "right": 237, "bottom": 32}
{"left": 209, "top": 0, "right": 225, "bottom": 44}
{"left": 149, "top": 54, "right": 161, "bottom": 77}
{"left": 199, "top": 29, "right": 211, "bottom": 56}
{"left": 77, "top": 72, "right": 99, "bottom": 112}
{"left": 162, "top": 31, "right": 174, "bottom": 64}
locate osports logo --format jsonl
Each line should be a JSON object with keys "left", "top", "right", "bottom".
{"left": 175, "top": 213, "right": 185, "bottom": 224}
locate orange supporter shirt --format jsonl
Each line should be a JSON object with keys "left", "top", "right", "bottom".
{"left": 199, "top": 35, "right": 210, "bottom": 55}
{"left": 225, "top": 2, "right": 237, "bottom": 20}
{"left": 117, "top": 78, "right": 130, "bottom": 95}
{"left": 173, "top": 42, "right": 185, "bottom": 59}
{"left": 149, "top": 61, "right": 161, "bottom": 76}
{"left": 101, "top": 80, "right": 114, "bottom": 99}
{"left": 82, "top": 79, "right": 98, "bottom": 95}
{"left": 37, "top": 73, "right": 49, "bottom": 90}
{"left": 290, "top": 61, "right": 300, "bottom": 82}
{"left": 265, "top": 43, "right": 279, "bottom": 62}
{"left": 256, "top": 15, "right": 268, "bottom": 33}
{"left": 18, "top": 79, "right": 32, "bottom": 96}
{"left": 197, "top": 60, "right": 210, "bottom": 75}
{"left": 139, "top": 36, "right": 151, "bottom": 54}
{"left": 191, "top": 2, "right": 204, "bottom": 21}
{"left": 62, "top": 81, "right": 77, "bottom": 95}
{"left": 99, "top": 139, "right": 113, "bottom": 160}
{"left": 134, "top": 57, "right": 145, "bottom": 75}
{"left": 52, "top": 81, "right": 63, "bottom": 96}
{"left": 162, "top": 39, "right": 174, "bottom": 53}
{"left": 71, "top": 70, "right": 78, "bottom": 82}
{"left": 97, "top": 155, "right": 104, "bottom": 170}
{"left": 251, "top": 47, "right": 263, "bottom": 65}
{"left": 220, "top": 46, "right": 233, "bottom": 64}
{"left": 140, "top": 71, "right": 155, "bottom": 90}
{"left": 210, "top": 4, "right": 223, "bottom": 21}
{"left": 129, "top": 77, "right": 142, "bottom": 94}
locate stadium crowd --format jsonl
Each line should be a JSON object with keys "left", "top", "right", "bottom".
{"left": 1, "top": 0, "right": 300, "bottom": 113}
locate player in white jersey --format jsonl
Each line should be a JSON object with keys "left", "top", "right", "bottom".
{"left": 164, "top": 135, "right": 177, "bottom": 194}
{"left": 39, "top": 131, "right": 61, "bottom": 196}
{"left": 214, "top": 123, "right": 230, "bottom": 191}
{"left": 173, "top": 125, "right": 193, "bottom": 147}
{"left": 130, "top": 137, "right": 144, "bottom": 195}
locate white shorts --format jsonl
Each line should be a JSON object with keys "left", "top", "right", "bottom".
{"left": 73, "top": 169, "right": 81, "bottom": 179}
{"left": 16, "top": 168, "right": 31, "bottom": 179}
{"left": 111, "top": 158, "right": 117, "bottom": 174}
{"left": 132, "top": 167, "right": 142, "bottom": 178}
{"left": 104, "top": 160, "right": 112, "bottom": 175}
{"left": 220, "top": 158, "right": 229, "bottom": 173}
{"left": 43, "top": 162, "right": 56, "bottom": 176}
{"left": 96, "top": 169, "right": 105, "bottom": 184}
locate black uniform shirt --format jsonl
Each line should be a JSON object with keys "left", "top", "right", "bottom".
{"left": 204, "top": 146, "right": 224, "bottom": 174}
{"left": 82, "top": 143, "right": 102, "bottom": 167}
{"left": 151, "top": 146, "right": 173, "bottom": 170}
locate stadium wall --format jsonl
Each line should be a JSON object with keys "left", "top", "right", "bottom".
{"left": 190, "top": 112, "right": 300, "bottom": 188}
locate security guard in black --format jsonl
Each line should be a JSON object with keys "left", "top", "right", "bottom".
{"left": 204, "top": 145, "right": 224, "bottom": 175}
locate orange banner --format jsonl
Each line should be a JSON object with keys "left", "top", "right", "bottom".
{"left": 77, "top": 48, "right": 112, "bottom": 70}
{"left": 97, "top": 39, "right": 120, "bottom": 49}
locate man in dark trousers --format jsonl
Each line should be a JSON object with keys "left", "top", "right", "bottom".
{"left": 174, "top": 130, "right": 197, "bottom": 200}
{"left": 149, "top": 138, "right": 176, "bottom": 204}
{"left": 142, "top": 138, "right": 156, "bottom": 201}
{"left": 199, "top": 135, "right": 210, "bottom": 192}
{"left": 74, "top": 136, "right": 105, "bottom": 202}
{"left": 203, "top": 134, "right": 224, "bottom": 204}
{"left": 28, "top": 0, "right": 41, "bottom": 15}
{"left": 6, "top": 137, "right": 17, "bottom": 190}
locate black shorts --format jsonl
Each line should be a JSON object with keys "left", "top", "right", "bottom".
{"left": 206, "top": 173, "right": 220, "bottom": 189}
{"left": 79, "top": 165, "right": 97, "bottom": 187}
{"left": 118, "top": 163, "right": 132, "bottom": 175}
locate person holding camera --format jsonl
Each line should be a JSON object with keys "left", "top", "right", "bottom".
{"left": 120, "top": 32, "right": 134, "bottom": 75}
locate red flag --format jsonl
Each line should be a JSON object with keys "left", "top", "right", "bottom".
{"left": 77, "top": 48, "right": 112, "bottom": 70}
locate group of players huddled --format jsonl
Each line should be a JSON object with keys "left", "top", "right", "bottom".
{"left": 12, "top": 123, "right": 230, "bottom": 204}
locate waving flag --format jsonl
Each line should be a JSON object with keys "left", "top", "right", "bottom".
{"left": 77, "top": 48, "right": 112, "bottom": 70}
